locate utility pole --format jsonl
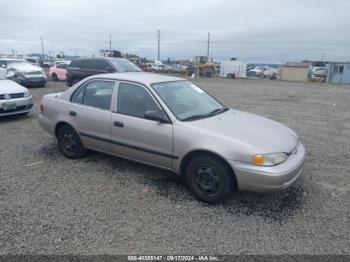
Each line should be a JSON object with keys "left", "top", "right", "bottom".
{"left": 207, "top": 32, "right": 210, "bottom": 61}
{"left": 40, "top": 36, "right": 45, "bottom": 57}
{"left": 157, "top": 30, "right": 160, "bottom": 61}
{"left": 321, "top": 53, "right": 325, "bottom": 66}
{"left": 109, "top": 35, "right": 112, "bottom": 52}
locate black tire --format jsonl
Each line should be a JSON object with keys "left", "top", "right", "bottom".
{"left": 57, "top": 125, "right": 86, "bottom": 159}
{"left": 71, "top": 78, "right": 80, "bottom": 86}
{"left": 185, "top": 155, "right": 235, "bottom": 204}
{"left": 52, "top": 73, "right": 58, "bottom": 81}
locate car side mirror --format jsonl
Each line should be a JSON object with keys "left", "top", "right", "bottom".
{"left": 144, "top": 110, "right": 169, "bottom": 123}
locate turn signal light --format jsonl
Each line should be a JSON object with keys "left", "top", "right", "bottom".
{"left": 253, "top": 155, "right": 265, "bottom": 165}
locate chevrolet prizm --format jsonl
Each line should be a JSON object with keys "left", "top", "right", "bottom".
{"left": 39, "top": 73, "right": 306, "bottom": 203}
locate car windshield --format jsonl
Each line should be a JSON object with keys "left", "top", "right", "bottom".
{"left": 151, "top": 80, "right": 228, "bottom": 121}
{"left": 110, "top": 59, "right": 141, "bottom": 72}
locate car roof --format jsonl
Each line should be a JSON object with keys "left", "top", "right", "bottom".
{"left": 90, "top": 72, "right": 185, "bottom": 85}
{"left": 73, "top": 57, "right": 125, "bottom": 61}
{"left": 0, "top": 58, "right": 25, "bottom": 61}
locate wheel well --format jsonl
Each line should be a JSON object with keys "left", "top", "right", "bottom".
{"left": 180, "top": 150, "right": 238, "bottom": 190}
{"left": 55, "top": 122, "right": 71, "bottom": 138}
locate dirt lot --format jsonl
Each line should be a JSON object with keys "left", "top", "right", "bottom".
{"left": 0, "top": 77, "right": 349, "bottom": 255}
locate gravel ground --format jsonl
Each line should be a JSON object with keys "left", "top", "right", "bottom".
{"left": 0, "top": 77, "right": 349, "bottom": 255}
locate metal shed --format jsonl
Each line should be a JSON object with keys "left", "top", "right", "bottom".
{"left": 326, "top": 62, "right": 350, "bottom": 84}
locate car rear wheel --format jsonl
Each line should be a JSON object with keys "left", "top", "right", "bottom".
{"left": 52, "top": 73, "right": 58, "bottom": 81}
{"left": 185, "top": 155, "right": 235, "bottom": 204}
{"left": 57, "top": 125, "right": 86, "bottom": 159}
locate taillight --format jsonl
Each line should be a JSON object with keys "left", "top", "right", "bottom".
{"left": 39, "top": 100, "right": 44, "bottom": 113}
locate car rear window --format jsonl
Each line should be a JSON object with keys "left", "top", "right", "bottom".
{"left": 57, "top": 63, "right": 68, "bottom": 69}
{"left": 110, "top": 59, "right": 141, "bottom": 72}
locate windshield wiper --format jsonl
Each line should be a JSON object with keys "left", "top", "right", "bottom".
{"left": 208, "top": 107, "right": 229, "bottom": 115}
{"left": 182, "top": 107, "right": 229, "bottom": 122}
{"left": 182, "top": 114, "right": 211, "bottom": 121}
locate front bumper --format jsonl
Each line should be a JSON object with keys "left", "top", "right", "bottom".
{"left": 18, "top": 76, "right": 47, "bottom": 87}
{"left": 0, "top": 96, "right": 33, "bottom": 116}
{"left": 228, "top": 142, "right": 306, "bottom": 192}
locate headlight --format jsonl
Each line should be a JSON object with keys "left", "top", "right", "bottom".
{"left": 252, "top": 153, "right": 288, "bottom": 166}
{"left": 24, "top": 91, "right": 31, "bottom": 98}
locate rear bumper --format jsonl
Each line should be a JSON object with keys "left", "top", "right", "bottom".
{"left": 38, "top": 113, "right": 55, "bottom": 136}
{"left": 0, "top": 96, "right": 33, "bottom": 116}
{"left": 228, "top": 142, "right": 306, "bottom": 192}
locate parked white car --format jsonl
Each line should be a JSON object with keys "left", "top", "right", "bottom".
{"left": 0, "top": 59, "right": 47, "bottom": 87}
{"left": 0, "top": 73, "right": 33, "bottom": 116}
{"left": 312, "top": 67, "right": 326, "bottom": 77}
{"left": 148, "top": 63, "right": 165, "bottom": 73}
{"left": 263, "top": 67, "right": 278, "bottom": 78}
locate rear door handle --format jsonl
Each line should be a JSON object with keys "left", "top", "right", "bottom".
{"left": 113, "top": 121, "right": 124, "bottom": 127}
{"left": 69, "top": 111, "right": 77, "bottom": 116}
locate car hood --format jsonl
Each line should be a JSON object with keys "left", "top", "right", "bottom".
{"left": 9, "top": 63, "right": 43, "bottom": 73}
{"left": 0, "top": 79, "right": 28, "bottom": 94}
{"left": 187, "top": 109, "right": 298, "bottom": 154}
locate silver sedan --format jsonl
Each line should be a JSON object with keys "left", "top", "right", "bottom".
{"left": 39, "top": 72, "right": 306, "bottom": 203}
{"left": 0, "top": 74, "right": 33, "bottom": 117}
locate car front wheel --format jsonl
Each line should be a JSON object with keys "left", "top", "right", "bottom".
{"left": 185, "top": 155, "right": 235, "bottom": 204}
{"left": 57, "top": 125, "right": 86, "bottom": 159}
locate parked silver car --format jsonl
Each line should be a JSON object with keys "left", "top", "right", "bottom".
{"left": 0, "top": 74, "right": 33, "bottom": 116}
{"left": 39, "top": 72, "right": 306, "bottom": 203}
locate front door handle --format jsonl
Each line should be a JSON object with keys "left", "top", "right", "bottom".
{"left": 113, "top": 121, "right": 124, "bottom": 127}
{"left": 69, "top": 111, "right": 77, "bottom": 116}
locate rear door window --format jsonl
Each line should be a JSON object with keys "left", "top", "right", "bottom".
{"left": 70, "top": 60, "right": 82, "bottom": 68}
{"left": 82, "top": 60, "right": 96, "bottom": 70}
{"left": 72, "top": 80, "right": 115, "bottom": 110}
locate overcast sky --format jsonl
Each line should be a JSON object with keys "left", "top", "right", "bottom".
{"left": 0, "top": 0, "right": 349, "bottom": 62}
